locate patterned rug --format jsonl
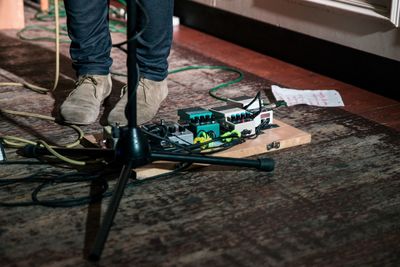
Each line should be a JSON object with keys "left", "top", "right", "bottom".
{"left": 1, "top": 25, "right": 400, "bottom": 267}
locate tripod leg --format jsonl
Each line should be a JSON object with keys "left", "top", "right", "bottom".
{"left": 89, "top": 161, "right": 134, "bottom": 261}
{"left": 151, "top": 152, "right": 275, "bottom": 172}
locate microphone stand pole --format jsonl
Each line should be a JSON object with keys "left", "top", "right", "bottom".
{"left": 89, "top": 0, "right": 146, "bottom": 260}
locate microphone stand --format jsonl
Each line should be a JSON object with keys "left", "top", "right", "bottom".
{"left": 19, "top": 0, "right": 275, "bottom": 261}
{"left": 88, "top": 0, "right": 146, "bottom": 260}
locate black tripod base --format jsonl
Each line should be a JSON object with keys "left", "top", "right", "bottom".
{"left": 19, "top": 145, "right": 275, "bottom": 172}
{"left": 151, "top": 152, "right": 274, "bottom": 172}
{"left": 89, "top": 162, "right": 134, "bottom": 261}
{"left": 86, "top": 151, "right": 274, "bottom": 261}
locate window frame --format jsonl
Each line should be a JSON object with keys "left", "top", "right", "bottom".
{"left": 301, "top": 0, "right": 400, "bottom": 26}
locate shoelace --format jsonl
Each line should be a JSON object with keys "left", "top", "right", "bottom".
{"left": 70, "top": 75, "right": 99, "bottom": 98}
{"left": 119, "top": 77, "right": 148, "bottom": 98}
{"left": 75, "top": 75, "right": 98, "bottom": 87}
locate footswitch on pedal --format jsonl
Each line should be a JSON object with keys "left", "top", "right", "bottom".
{"left": 210, "top": 105, "right": 256, "bottom": 135}
{"left": 163, "top": 122, "right": 194, "bottom": 146}
{"left": 141, "top": 121, "right": 194, "bottom": 148}
{"left": 178, "top": 107, "right": 220, "bottom": 138}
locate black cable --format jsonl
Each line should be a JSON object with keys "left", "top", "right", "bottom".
{"left": 0, "top": 160, "right": 192, "bottom": 208}
{"left": 0, "top": 171, "right": 104, "bottom": 207}
{"left": 244, "top": 91, "right": 263, "bottom": 119}
{"left": 243, "top": 91, "right": 261, "bottom": 110}
{"left": 200, "top": 138, "right": 245, "bottom": 155}
{"left": 125, "top": 161, "right": 192, "bottom": 189}
{"left": 112, "top": 0, "right": 148, "bottom": 52}
{"left": 0, "top": 171, "right": 66, "bottom": 207}
{"left": 0, "top": 200, "right": 39, "bottom": 207}
{"left": 0, "top": 160, "right": 53, "bottom": 165}
{"left": 170, "top": 133, "right": 192, "bottom": 145}
{"left": 30, "top": 161, "right": 193, "bottom": 207}
{"left": 0, "top": 171, "right": 60, "bottom": 184}
{"left": 141, "top": 128, "right": 194, "bottom": 153}
{"left": 31, "top": 176, "right": 109, "bottom": 207}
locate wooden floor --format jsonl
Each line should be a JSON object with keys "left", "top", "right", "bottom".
{"left": 173, "top": 25, "right": 400, "bottom": 132}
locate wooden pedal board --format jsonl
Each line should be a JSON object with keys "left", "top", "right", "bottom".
{"left": 85, "top": 119, "right": 311, "bottom": 179}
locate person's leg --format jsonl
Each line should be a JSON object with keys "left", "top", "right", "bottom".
{"left": 61, "top": 0, "right": 113, "bottom": 125}
{"left": 136, "top": 0, "right": 174, "bottom": 81}
{"left": 64, "top": 0, "right": 112, "bottom": 76}
{"left": 108, "top": 0, "right": 173, "bottom": 126}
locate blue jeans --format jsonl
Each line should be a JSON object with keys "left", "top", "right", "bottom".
{"left": 63, "top": 0, "right": 174, "bottom": 81}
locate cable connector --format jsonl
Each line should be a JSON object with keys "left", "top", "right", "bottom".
{"left": 102, "top": 125, "right": 120, "bottom": 150}
{"left": 263, "top": 100, "right": 287, "bottom": 109}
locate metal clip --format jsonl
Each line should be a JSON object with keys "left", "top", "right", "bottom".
{"left": 267, "top": 141, "right": 280, "bottom": 151}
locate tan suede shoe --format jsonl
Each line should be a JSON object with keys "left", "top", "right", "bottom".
{"left": 60, "top": 74, "right": 112, "bottom": 125}
{"left": 107, "top": 77, "right": 168, "bottom": 126}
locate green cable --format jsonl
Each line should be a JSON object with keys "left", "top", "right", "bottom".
{"left": 117, "top": 0, "right": 127, "bottom": 6}
{"left": 112, "top": 65, "right": 244, "bottom": 102}
{"left": 168, "top": 65, "right": 244, "bottom": 102}
{"left": 18, "top": 0, "right": 68, "bottom": 42}
{"left": 18, "top": 1, "right": 126, "bottom": 43}
{"left": 109, "top": 20, "right": 127, "bottom": 34}
{"left": 17, "top": 24, "right": 70, "bottom": 43}
{"left": 35, "top": 0, "right": 66, "bottom": 21}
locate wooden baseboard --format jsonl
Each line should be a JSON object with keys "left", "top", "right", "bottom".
{"left": 40, "top": 0, "right": 49, "bottom": 11}
{"left": 0, "top": 0, "right": 25, "bottom": 30}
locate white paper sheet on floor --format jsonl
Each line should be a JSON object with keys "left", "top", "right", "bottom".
{"left": 271, "top": 85, "right": 345, "bottom": 107}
